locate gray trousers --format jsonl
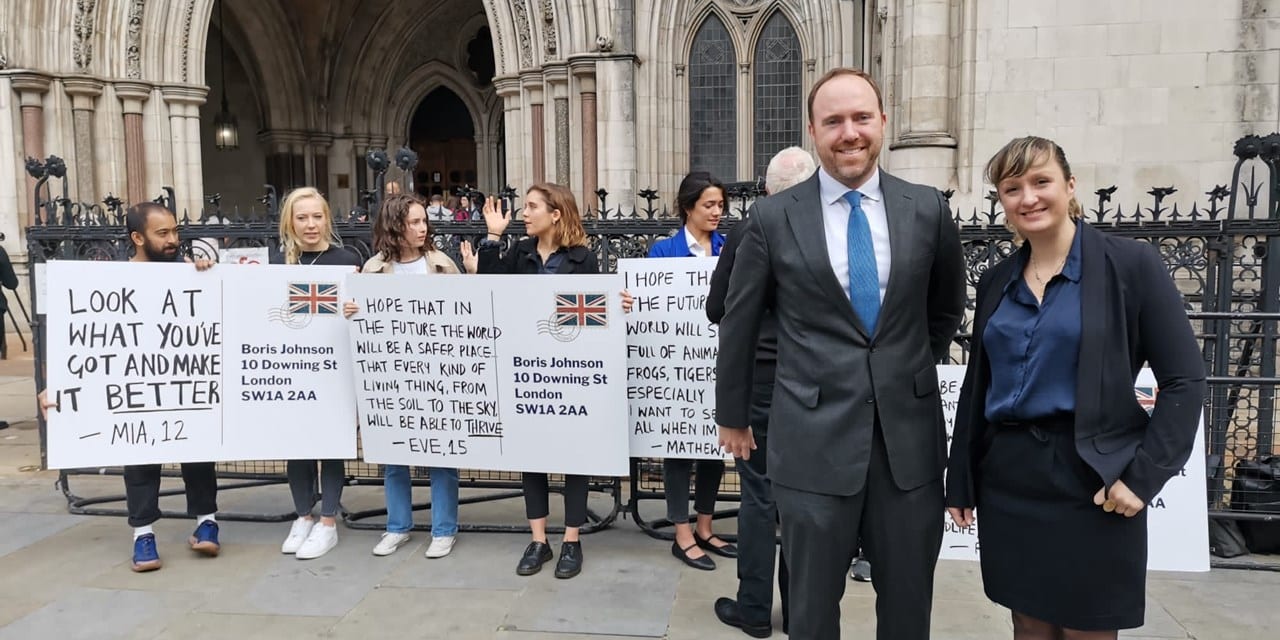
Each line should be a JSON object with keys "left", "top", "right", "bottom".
{"left": 287, "top": 459, "right": 346, "bottom": 518}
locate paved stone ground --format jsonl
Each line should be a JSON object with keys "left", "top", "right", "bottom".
{"left": 0, "top": 350, "right": 1278, "bottom": 639}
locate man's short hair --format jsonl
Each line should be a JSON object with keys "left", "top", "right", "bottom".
{"left": 125, "top": 202, "right": 176, "bottom": 236}
{"left": 765, "top": 147, "right": 817, "bottom": 194}
{"left": 430, "top": 194, "right": 443, "bottom": 204}
{"left": 807, "top": 67, "right": 884, "bottom": 123}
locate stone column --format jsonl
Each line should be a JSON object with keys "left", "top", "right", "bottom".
{"left": 572, "top": 63, "right": 598, "bottom": 214}
{"left": 545, "top": 67, "right": 570, "bottom": 186}
{"left": 888, "top": 0, "right": 958, "bottom": 185}
{"left": 310, "top": 134, "right": 333, "bottom": 196}
{"left": 494, "top": 78, "right": 523, "bottom": 192}
{"left": 526, "top": 83, "right": 546, "bottom": 184}
{"left": 11, "top": 73, "right": 51, "bottom": 225}
{"left": 63, "top": 77, "right": 105, "bottom": 203}
{"left": 160, "top": 85, "right": 209, "bottom": 216}
{"left": 595, "top": 0, "right": 638, "bottom": 211}
{"left": 115, "top": 81, "right": 152, "bottom": 205}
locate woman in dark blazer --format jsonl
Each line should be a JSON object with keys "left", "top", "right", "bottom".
{"left": 647, "top": 172, "right": 737, "bottom": 571}
{"left": 945, "top": 136, "right": 1205, "bottom": 638}
{"left": 462, "top": 182, "right": 630, "bottom": 580}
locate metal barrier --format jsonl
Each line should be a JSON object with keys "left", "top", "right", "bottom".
{"left": 21, "top": 135, "right": 1280, "bottom": 553}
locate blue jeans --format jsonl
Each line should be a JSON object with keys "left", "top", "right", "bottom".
{"left": 383, "top": 465, "right": 459, "bottom": 536}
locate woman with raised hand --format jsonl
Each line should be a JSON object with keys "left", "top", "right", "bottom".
{"left": 462, "top": 183, "right": 631, "bottom": 579}
{"left": 646, "top": 172, "right": 736, "bottom": 571}
{"left": 344, "top": 193, "right": 463, "bottom": 560}
{"left": 945, "top": 136, "right": 1205, "bottom": 639}
{"left": 273, "top": 187, "right": 362, "bottom": 561}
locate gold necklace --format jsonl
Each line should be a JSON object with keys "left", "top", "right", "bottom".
{"left": 1031, "top": 253, "right": 1067, "bottom": 285}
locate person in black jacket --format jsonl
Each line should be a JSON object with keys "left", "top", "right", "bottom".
{"left": 945, "top": 136, "right": 1206, "bottom": 638}
{"left": 462, "top": 182, "right": 631, "bottom": 579}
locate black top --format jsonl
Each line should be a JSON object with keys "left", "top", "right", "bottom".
{"left": 706, "top": 217, "right": 778, "bottom": 381}
{"left": 270, "top": 245, "right": 363, "bottom": 269}
{"left": 477, "top": 237, "right": 598, "bottom": 275}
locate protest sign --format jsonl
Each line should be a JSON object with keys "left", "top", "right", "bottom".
{"left": 937, "top": 365, "right": 1209, "bottom": 572}
{"left": 44, "top": 262, "right": 357, "bottom": 468}
{"left": 346, "top": 273, "right": 630, "bottom": 476}
{"left": 619, "top": 257, "right": 725, "bottom": 459}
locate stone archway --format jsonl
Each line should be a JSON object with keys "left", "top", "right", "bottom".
{"left": 408, "top": 88, "right": 476, "bottom": 198}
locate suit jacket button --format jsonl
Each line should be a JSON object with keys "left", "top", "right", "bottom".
{"left": 865, "top": 398, "right": 874, "bottom": 405}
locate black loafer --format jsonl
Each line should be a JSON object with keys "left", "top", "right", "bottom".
{"left": 714, "top": 597, "right": 772, "bottom": 638}
{"left": 695, "top": 532, "right": 738, "bottom": 558}
{"left": 672, "top": 541, "right": 716, "bottom": 570}
{"left": 554, "top": 541, "right": 582, "bottom": 579}
{"left": 516, "top": 541, "right": 553, "bottom": 576}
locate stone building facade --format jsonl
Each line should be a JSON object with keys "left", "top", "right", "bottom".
{"left": 0, "top": 0, "right": 1276, "bottom": 260}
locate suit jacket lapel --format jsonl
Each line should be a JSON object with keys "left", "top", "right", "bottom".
{"left": 877, "top": 173, "right": 913, "bottom": 319}
{"left": 784, "top": 176, "right": 864, "bottom": 332}
{"left": 1074, "top": 222, "right": 1105, "bottom": 434}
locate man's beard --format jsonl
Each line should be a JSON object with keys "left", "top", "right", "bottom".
{"left": 142, "top": 243, "right": 181, "bottom": 262}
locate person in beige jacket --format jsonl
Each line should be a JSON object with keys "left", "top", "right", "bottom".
{"left": 345, "top": 193, "right": 463, "bottom": 560}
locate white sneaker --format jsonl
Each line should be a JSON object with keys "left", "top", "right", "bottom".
{"left": 372, "top": 531, "right": 411, "bottom": 556}
{"left": 281, "top": 517, "right": 314, "bottom": 554}
{"left": 295, "top": 523, "right": 339, "bottom": 560}
{"left": 424, "top": 536, "right": 456, "bottom": 559}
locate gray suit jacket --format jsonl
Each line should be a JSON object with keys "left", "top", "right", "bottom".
{"left": 715, "top": 171, "right": 965, "bottom": 496}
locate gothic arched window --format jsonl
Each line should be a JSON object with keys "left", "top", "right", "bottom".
{"left": 752, "top": 11, "right": 802, "bottom": 180}
{"left": 688, "top": 14, "right": 738, "bottom": 182}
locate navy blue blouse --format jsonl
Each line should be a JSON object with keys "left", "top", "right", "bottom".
{"left": 983, "top": 223, "right": 1084, "bottom": 423}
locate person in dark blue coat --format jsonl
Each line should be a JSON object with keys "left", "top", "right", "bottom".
{"left": 946, "top": 136, "right": 1206, "bottom": 638}
{"left": 647, "top": 172, "right": 737, "bottom": 570}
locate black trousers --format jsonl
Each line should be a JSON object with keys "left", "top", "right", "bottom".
{"left": 663, "top": 458, "right": 726, "bottom": 524}
{"left": 124, "top": 462, "right": 219, "bottom": 528}
{"left": 735, "top": 425, "right": 790, "bottom": 627}
{"left": 774, "top": 421, "right": 943, "bottom": 640}
{"left": 522, "top": 473, "right": 589, "bottom": 528}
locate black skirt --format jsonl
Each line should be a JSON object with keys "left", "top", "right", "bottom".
{"left": 976, "top": 419, "right": 1147, "bottom": 631}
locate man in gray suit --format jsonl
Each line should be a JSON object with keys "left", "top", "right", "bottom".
{"left": 715, "top": 68, "right": 965, "bottom": 639}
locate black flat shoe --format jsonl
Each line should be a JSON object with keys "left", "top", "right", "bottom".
{"left": 516, "top": 541, "right": 553, "bottom": 576}
{"left": 714, "top": 597, "right": 772, "bottom": 638}
{"left": 554, "top": 541, "right": 583, "bottom": 579}
{"left": 695, "top": 532, "right": 738, "bottom": 558}
{"left": 672, "top": 540, "right": 716, "bottom": 570}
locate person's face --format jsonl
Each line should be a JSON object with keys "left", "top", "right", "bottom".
{"left": 808, "top": 74, "right": 886, "bottom": 190}
{"left": 997, "top": 156, "right": 1077, "bottom": 240}
{"left": 522, "top": 190, "right": 560, "bottom": 240}
{"left": 400, "top": 203, "right": 429, "bottom": 251}
{"left": 685, "top": 186, "right": 724, "bottom": 233}
{"left": 460, "top": 196, "right": 471, "bottom": 210}
{"left": 132, "top": 211, "right": 180, "bottom": 262}
{"left": 292, "top": 196, "right": 327, "bottom": 249}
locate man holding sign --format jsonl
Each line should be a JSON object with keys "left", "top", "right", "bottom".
{"left": 41, "top": 203, "right": 221, "bottom": 572}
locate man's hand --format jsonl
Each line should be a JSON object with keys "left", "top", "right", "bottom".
{"left": 946, "top": 507, "right": 975, "bottom": 528}
{"left": 1093, "top": 479, "right": 1145, "bottom": 517}
{"left": 718, "top": 425, "right": 756, "bottom": 460}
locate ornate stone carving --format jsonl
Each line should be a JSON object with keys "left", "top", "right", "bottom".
{"left": 73, "top": 0, "right": 99, "bottom": 71}
{"left": 554, "top": 97, "right": 569, "bottom": 183}
{"left": 511, "top": 0, "right": 533, "bottom": 67}
{"left": 126, "top": 0, "right": 145, "bottom": 79}
{"left": 595, "top": 35, "right": 614, "bottom": 53}
{"left": 542, "top": 0, "right": 557, "bottom": 59}
{"left": 487, "top": 0, "right": 506, "bottom": 69}
{"left": 180, "top": 0, "right": 195, "bottom": 82}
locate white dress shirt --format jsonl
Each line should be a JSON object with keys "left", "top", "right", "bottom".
{"left": 819, "top": 167, "right": 891, "bottom": 303}
{"left": 684, "top": 225, "right": 709, "bottom": 257}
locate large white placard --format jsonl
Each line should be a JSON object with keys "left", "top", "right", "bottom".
{"left": 937, "top": 364, "right": 1210, "bottom": 572}
{"left": 345, "top": 273, "right": 630, "bottom": 476}
{"left": 619, "top": 257, "right": 725, "bottom": 459}
{"left": 44, "top": 261, "right": 357, "bottom": 468}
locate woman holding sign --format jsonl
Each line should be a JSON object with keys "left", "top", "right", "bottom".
{"left": 273, "top": 187, "right": 362, "bottom": 560}
{"left": 463, "top": 183, "right": 631, "bottom": 579}
{"left": 647, "top": 172, "right": 736, "bottom": 571}
{"left": 345, "top": 193, "right": 463, "bottom": 560}
{"left": 944, "top": 136, "right": 1205, "bottom": 637}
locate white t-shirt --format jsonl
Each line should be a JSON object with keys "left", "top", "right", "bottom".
{"left": 391, "top": 256, "right": 429, "bottom": 275}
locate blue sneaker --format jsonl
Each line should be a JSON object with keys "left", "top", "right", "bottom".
{"left": 189, "top": 520, "right": 221, "bottom": 556}
{"left": 132, "top": 533, "right": 162, "bottom": 572}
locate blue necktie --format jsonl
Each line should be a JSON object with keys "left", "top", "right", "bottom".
{"left": 844, "top": 190, "right": 880, "bottom": 334}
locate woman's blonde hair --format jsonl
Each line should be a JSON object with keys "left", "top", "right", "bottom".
{"left": 985, "top": 136, "right": 1083, "bottom": 244}
{"left": 278, "top": 187, "right": 341, "bottom": 264}
{"left": 527, "top": 182, "right": 588, "bottom": 248}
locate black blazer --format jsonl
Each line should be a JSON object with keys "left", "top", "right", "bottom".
{"left": 477, "top": 237, "right": 599, "bottom": 275}
{"left": 945, "top": 222, "right": 1206, "bottom": 507}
